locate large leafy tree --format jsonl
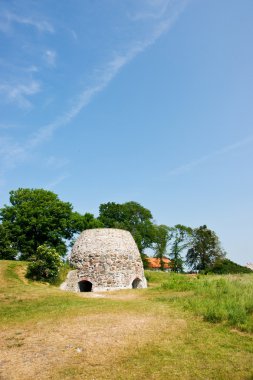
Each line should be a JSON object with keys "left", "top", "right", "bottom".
{"left": 70, "top": 212, "right": 103, "bottom": 247}
{"left": 0, "top": 188, "right": 86, "bottom": 260}
{"left": 169, "top": 224, "right": 192, "bottom": 273}
{"left": 70, "top": 211, "right": 103, "bottom": 233}
{"left": 186, "top": 225, "right": 225, "bottom": 271}
{"left": 98, "top": 201, "right": 155, "bottom": 254}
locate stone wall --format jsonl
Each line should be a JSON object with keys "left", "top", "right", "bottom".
{"left": 61, "top": 228, "right": 147, "bottom": 292}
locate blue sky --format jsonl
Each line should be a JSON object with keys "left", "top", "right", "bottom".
{"left": 0, "top": 0, "right": 252, "bottom": 265}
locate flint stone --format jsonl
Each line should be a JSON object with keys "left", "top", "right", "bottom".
{"left": 60, "top": 228, "right": 147, "bottom": 292}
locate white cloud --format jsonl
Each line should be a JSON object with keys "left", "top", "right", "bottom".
{"left": 130, "top": 0, "right": 171, "bottom": 21}
{"left": 129, "top": 0, "right": 186, "bottom": 22}
{"left": 0, "top": 137, "right": 26, "bottom": 171}
{"left": 45, "top": 174, "right": 69, "bottom": 190}
{"left": 26, "top": 65, "right": 39, "bottom": 73}
{"left": 45, "top": 156, "right": 70, "bottom": 170}
{"left": 44, "top": 50, "right": 57, "bottom": 67}
{"left": 0, "top": 11, "right": 54, "bottom": 34}
{"left": 70, "top": 29, "right": 78, "bottom": 41}
{"left": 0, "top": 80, "right": 41, "bottom": 109}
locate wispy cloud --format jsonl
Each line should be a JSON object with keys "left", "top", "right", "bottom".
{"left": 45, "top": 156, "right": 69, "bottom": 170}
{"left": 26, "top": 65, "right": 39, "bottom": 73}
{"left": 0, "top": 123, "right": 18, "bottom": 130}
{"left": 129, "top": 0, "right": 174, "bottom": 21}
{"left": 26, "top": 1, "right": 188, "bottom": 149}
{"left": 0, "top": 80, "right": 41, "bottom": 109}
{"left": 0, "top": 137, "right": 26, "bottom": 170}
{"left": 168, "top": 135, "right": 253, "bottom": 176}
{"left": 0, "top": 0, "right": 188, "bottom": 179}
{"left": 43, "top": 50, "right": 57, "bottom": 67}
{"left": 0, "top": 11, "right": 54, "bottom": 34}
{"left": 70, "top": 29, "right": 78, "bottom": 41}
{"left": 45, "top": 174, "right": 69, "bottom": 190}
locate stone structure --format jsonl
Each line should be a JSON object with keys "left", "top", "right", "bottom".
{"left": 61, "top": 228, "right": 147, "bottom": 292}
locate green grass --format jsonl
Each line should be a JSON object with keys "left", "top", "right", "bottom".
{"left": 1, "top": 261, "right": 253, "bottom": 380}
{"left": 146, "top": 271, "right": 253, "bottom": 333}
{"left": 0, "top": 261, "right": 138, "bottom": 325}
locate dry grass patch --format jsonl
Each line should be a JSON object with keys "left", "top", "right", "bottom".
{"left": 0, "top": 308, "right": 185, "bottom": 380}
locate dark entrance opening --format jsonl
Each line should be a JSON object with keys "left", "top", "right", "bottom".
{"left": 132, "top": 278, "right": 142, "bottom": 289}
{"left": 78, "top": 280, "right": 92, "bottom": 292}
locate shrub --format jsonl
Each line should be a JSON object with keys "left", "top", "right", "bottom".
{"left": 26, "top": 245, "right": 62, "bottom": 283}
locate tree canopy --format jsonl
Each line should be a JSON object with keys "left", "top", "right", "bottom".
{"left": 0, "top": 188, "right": 231, "bottom": 272}
{"left": 0, "top": 188, "right": 86, "bottom": 259}
{"left": 186, "top": 225, "right": 226, "bottom": 271}
{"left": 169, "top": 224, "right": 192, "bottom": 272}
{"left": 98, "top": 201, "right": 155, "bottom": 253}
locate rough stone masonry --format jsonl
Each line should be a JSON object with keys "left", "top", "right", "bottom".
{"left": 61, "top": 228, "right": 147, "bottom": 292}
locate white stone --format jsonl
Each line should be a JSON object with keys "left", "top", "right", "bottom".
{"left": 61, "top": 228, "right": 147, "bottom": 292}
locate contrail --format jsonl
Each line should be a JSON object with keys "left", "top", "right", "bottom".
{"left": 0, "top": 0, "right": 189, "bottom": 178}
{"left": 26, "top": 0, "right": 188, "bottom": 150}
{"left": 168, "top": 135, "right": 253, "bottom": 176}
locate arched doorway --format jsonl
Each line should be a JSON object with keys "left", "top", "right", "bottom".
{"left": 78, "top": 280, "right": 92, "bottom": 292}
{"left": 132, "top": 278, "right": 142, "bottom": 289}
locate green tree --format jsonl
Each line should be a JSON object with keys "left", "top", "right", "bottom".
{"left": 70, "top": 211, "right": 103, "bottom": 235}
{"left": 170, "top": 224, "right": 192, "bottom": 273}
{"left": 0, "top": 188, "right": 82, "bottom": 260}
{"left": 153, "top": 224, "right": 170, "bottom": 271}
{"left": 70, "top": 212, "right": 103, "bottom": 247}
{"left": 206, "top": 258, "right": 252, "bottom": 274}
{"left": 0, "top": 224, "right": 17, "bottom": 260}
{"left": 186, "top": 225, "right": 225, "bottom": 271}
{"left": 26, "top": 244, "right": 62, "bottom": 282}
{"left": 98, "top": 201, "right": 155, "bottom": 253}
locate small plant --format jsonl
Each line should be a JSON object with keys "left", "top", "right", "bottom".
{"left": 26, "top": 244, "right": 63, "bottom": 283}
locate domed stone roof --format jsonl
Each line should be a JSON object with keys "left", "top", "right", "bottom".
{"left": 61, "top": 228, "right": 147, "bottom": 292}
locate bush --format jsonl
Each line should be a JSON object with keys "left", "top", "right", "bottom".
{"left": 26, "top": 245, "right": 62, "bottom": 283}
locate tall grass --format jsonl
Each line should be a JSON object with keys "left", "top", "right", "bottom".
{"left": 146, "top": 271, "right": 253, "bottom": 333}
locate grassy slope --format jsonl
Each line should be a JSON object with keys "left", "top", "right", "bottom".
{"left": 146, "top": 271, "right": 253, "bottom": 333}
{"left": 0, "top": 261, "right": 252, "bottom": 380}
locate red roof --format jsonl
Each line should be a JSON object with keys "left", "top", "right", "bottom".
{"left": 147, "top": 257, "right": 171, "bottom": 269}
